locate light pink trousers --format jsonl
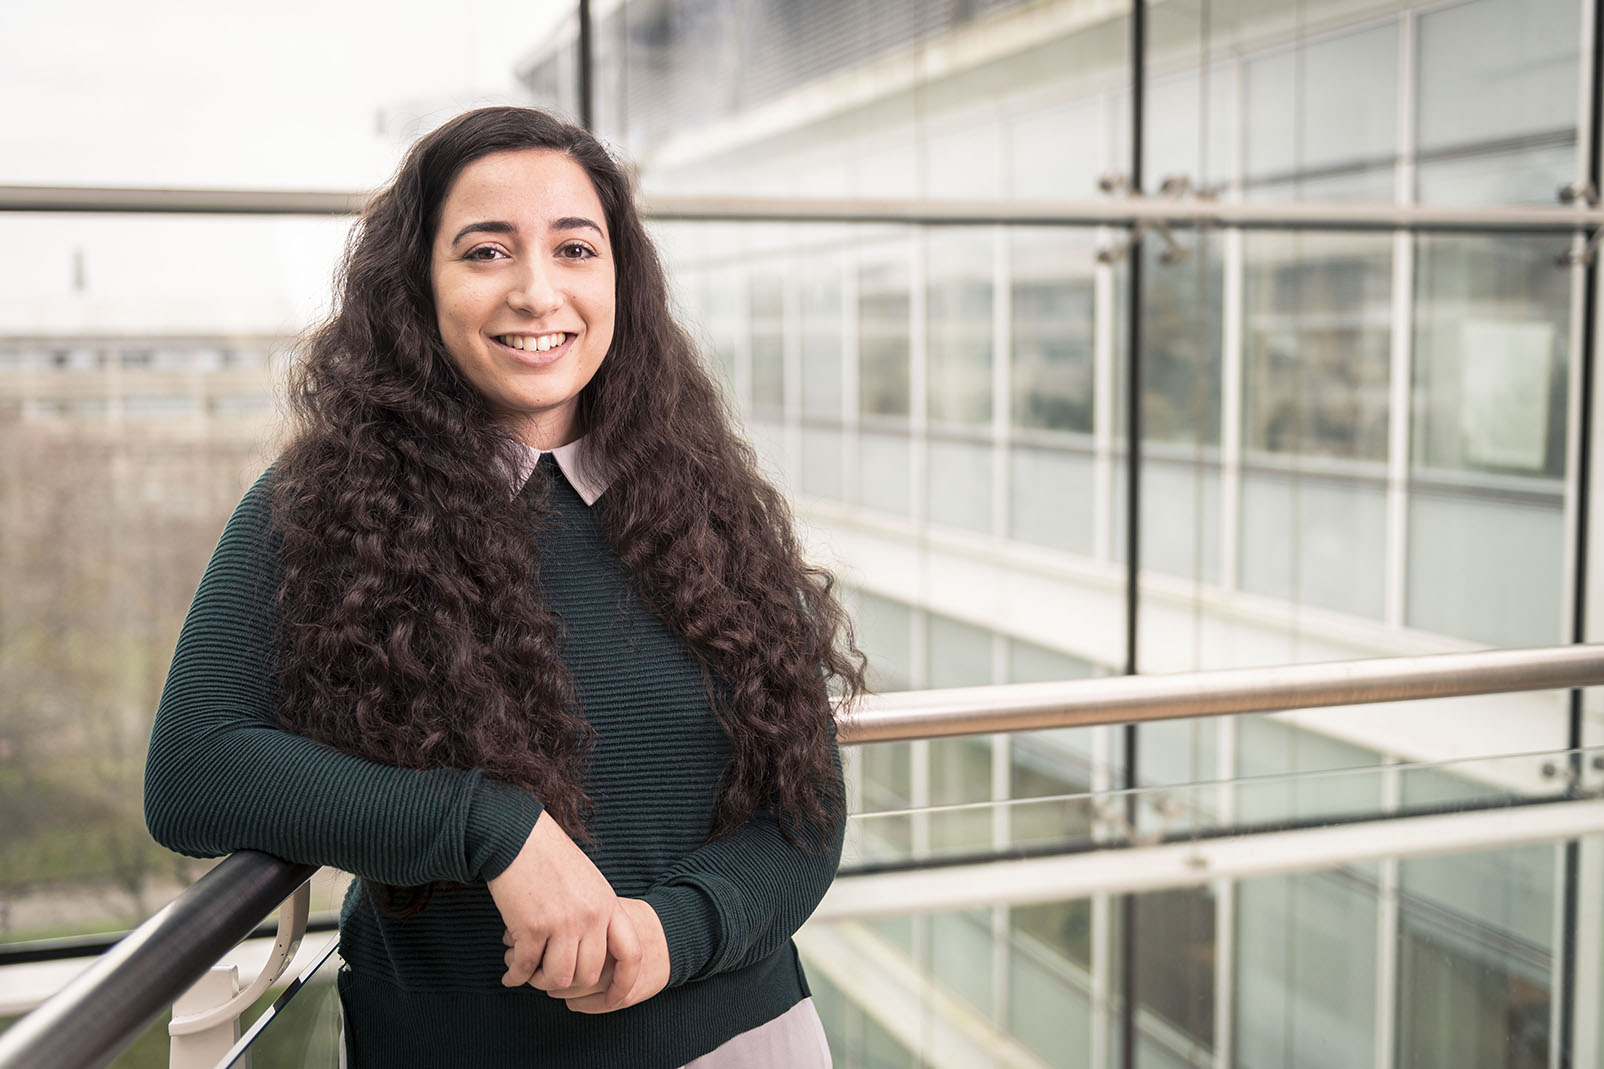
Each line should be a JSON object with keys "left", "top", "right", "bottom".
{"left": 680, "top": 998, "right": 833, "bottom": 1068}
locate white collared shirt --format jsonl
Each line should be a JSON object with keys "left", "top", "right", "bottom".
{"left": 510, "top": 438, "right": 608, "bottom": 505}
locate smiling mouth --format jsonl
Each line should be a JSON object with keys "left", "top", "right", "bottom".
{"left": 494, "top": 331, "right": 572, "bottom": 352}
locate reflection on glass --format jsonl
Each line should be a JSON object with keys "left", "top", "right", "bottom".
{"left": 1143, "top": 62, "right": 1234, "bottom": 192}
{"left": 1243, "top": 21, "right": 1398, "bottom": 198}
{"left": 801, "top": 426, "right": 845, "bottom": 501}
{"left": 859, "top": 253, "right": 911, "bottom": 418}
{"left": 1236, "top": 229, "right": 1391, "bottom": 618}
{"left": 855, "top": 589, "right": 914, "bottom": 693}
{"left": 1244, "top": 232, "right": 1391, "bottom": 461}
{"left": 931, "top": 909, "right": 996, "bottom": 1016}
{"left": 1134, "top": 887, "right": 1215, "bottom": 1052}
{"left": 1235, "top": 717, "right": 1381, "bottom": 824}
{"left": 1236, "top": 871, "right": 1377, "bottom": 1067}
{"left": 705, "top": 265, "right": 744, "bottom": 391}
{"left": 1008, "top": 97, "right": 1105, "bottom": 200}
{"left": 926, "top": 435, "right": 992, "bottom": 534}
{"left": 856, "top": 430, "right": 912, "bottom": 517}
{"left": 1408, "top": 233, "right": 1569, "bottom": 646}
{"left": 1136, "top": 454, "right": 1222, "bottom": 585}
{"left": 223, "top": 938, "right": 343, "bottom": 1068}
{"left": 1239, "top": 469, "right": 1388, "bottom": 619}
{"left": 926, "top": 229, "right": 993, "bottom": 426}
{"left": 1413, "top": 235, "right": 1569, "bottom": 479}
{"left": 1009, "top": 901, "right": 1094, "bottom": 1067}
{"left": 1406, "top": 487, "right": 1564, "bottom": 647}
{"left": 1415, "top": 0, "right": 1579, "bottom": 206}
{"left": 749, "top": 271, "right": 785, "bottom": 411}
{"left": 801, "top": 252, "right": 844, "bottom": 420}
{"left": 1142, "top": 239, "right": 1222, "bottom": 446}
{"left": 1398, "top": 771, "right": 1554, "bottom": 1069}
{"left": 807, "top": 967, "right": 920, "bottom": 1069}
{"left": 926, "top": 614, "right": 993, "bottom": 848}
{"left": 1011, "top": 228, "right": 1096, "bottom": 434}
{"left": 1008, "top": 444, "right": 1097, "bottom": 554}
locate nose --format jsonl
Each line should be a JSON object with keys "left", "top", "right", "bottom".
{"left": 507, "top": 259, "right": 562, "bottom": 317}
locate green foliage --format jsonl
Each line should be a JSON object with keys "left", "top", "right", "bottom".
{"left": 0, "top": 422, "right": 261, "bottom": 938}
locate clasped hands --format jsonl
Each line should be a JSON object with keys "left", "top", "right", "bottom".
{"left": 487, "top": 810, "right": 671, "bottom": 1013}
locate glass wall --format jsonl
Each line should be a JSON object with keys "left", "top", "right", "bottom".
{"left": 634, "top": 0, "right": 1595, "bottom": 1064}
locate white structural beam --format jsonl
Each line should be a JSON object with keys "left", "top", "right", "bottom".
{"left": 815, "top": 798, "right": 1604, "bottom": 920}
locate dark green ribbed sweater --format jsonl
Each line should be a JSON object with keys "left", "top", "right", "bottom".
{"left": 144, "top": 456, "right": 843, "bottom": 1068}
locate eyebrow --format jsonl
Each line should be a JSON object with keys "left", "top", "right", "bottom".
{"left": 448, "top": 216, "right": 606, "bottom": 247}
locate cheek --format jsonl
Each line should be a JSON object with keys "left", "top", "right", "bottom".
{"left": 436, "top": 291, "right": 482, "bottom": 342}
{"left": 595, "top": 282, "right": 618, "bottom": 346}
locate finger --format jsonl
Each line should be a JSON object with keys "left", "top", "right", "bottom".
{"left": 545, "top": 960, "right": 613, "bottom": 1000}
{"left": 572, "top": 931, "right": 608, "bottom": 991}
{"left": 502, "top": 929, "right": 513, "bottom": 948}
{"left": 530, "top": 935, "right": 579, "bottom": 991}
{"left": 501, "top": 934, "right": 546, "bottom": 989}
{"left": 604, "top": 912, "right": 643, "bottom": 1009}
{"left": 564, "top": 993, "right": 612, "bottom": 1014}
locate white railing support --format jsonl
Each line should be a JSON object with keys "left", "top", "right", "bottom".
{"left": 169, "top": 967, "right": 241, "bottom": 1069}
{"left": 167, "top": 881, "right": 311, "bottom": 1069}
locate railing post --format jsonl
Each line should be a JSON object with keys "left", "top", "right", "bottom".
{"left": 165, "top": 881, "right": 310, "bottom": 1068}
{"left": 169, "top": 966, "right": 242, "bottom": 1069}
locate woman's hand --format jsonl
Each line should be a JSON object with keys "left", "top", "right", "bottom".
{"left": 488, "top": 811, "right": 642, "bottom": 1002}
{"left": 545, "top": 898, "right": 671, "bottom": 1013}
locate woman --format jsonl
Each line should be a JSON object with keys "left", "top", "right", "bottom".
{"left": 144, "top": 106, "right": 863, "bottom": 1068}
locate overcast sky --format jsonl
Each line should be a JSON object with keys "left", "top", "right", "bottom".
{"left": 1, "top": 0, "right": 572, "bottom": 189}
{"left": 0, "top": 0, "right": 573, "bottom": 333}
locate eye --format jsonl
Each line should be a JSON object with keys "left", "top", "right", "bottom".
{"left": 558, "top": 241, "right": 596, "bottom": 260}
{"left": 464, "top": 244, "right": 508, "bottom": 262}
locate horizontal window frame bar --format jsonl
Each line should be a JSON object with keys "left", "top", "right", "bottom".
{"left": 837, "top": 788, "right": 1580, "bottom": 880}
{"left": 2, "top": 185, "right": 1601, "bottom": 233}
{"left": 814, "top": 794, "right": 1604, "bottom": 919}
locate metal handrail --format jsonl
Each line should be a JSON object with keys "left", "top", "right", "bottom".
{"left": 836, "top": 642, "right": 1604, "bottom": 743}
{"left": 1, "top": 184, "right": 1601, "bottom": 233}
{"left": 0, "top": 852, "right": 315, "bottom": 1069}
{"left": 2, "top": 642, "right": 1601, "bottom": 1068}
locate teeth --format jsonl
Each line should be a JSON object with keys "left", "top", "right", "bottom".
{"left": 498, "top": 333, "right": 567, "bottom": 351}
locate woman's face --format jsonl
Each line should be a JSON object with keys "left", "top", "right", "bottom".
{"left": 429, "top": 148, "right": 616, "bottom": 449}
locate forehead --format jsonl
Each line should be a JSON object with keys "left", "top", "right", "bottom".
{"left": 435, "top": 148, "right": 607, "bottom": 237}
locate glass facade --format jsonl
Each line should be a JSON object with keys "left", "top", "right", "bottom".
{"left": 603, "top": 0, "right": 1600, "bottom": 1063}
{"left": 4, "top": 0, "right": 1604, "bottom": 1066}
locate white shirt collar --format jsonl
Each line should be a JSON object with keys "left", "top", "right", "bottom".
{"left": 511, "top": 437, "right": 608, "bottom": 506}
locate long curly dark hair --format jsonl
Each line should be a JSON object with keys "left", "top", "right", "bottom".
{"left": 272, "top": 107, "right": 863, "bottom": 871}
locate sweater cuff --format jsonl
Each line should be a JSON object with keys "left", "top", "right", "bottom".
{"left": 644, "top": 882, "right": 720, "bottom": 986}
{"left": 463, "top": 777, "right": 543, "bottom": 882}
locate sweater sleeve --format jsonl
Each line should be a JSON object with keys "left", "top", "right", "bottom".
{"left": 143, "top": 472, "right": 543, "bottom": 886}
{"left": 641, "top": 744, "right": 845, "bottom": 987}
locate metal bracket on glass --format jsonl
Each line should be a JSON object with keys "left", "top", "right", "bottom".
{"left": 1092, "top": 792, "right": 1189, "bottom": 847}
{"left": 167, "top": 881, "right": 311, "bottom": 1066}
{"left": 1095, "top": 173, "right": 1192, "bottom": 266}
{"left": 1559, "top": 182, "right": 1598, "bottom": 207}
{"left": 1556, "top": 183, "right": 1602, "bottom": 266}
{"left": 1097, "top": 172, "right": 1134, "bottom": 197}
{"left": 1555, "top": 227, "right": 1604, "bottom": 267}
